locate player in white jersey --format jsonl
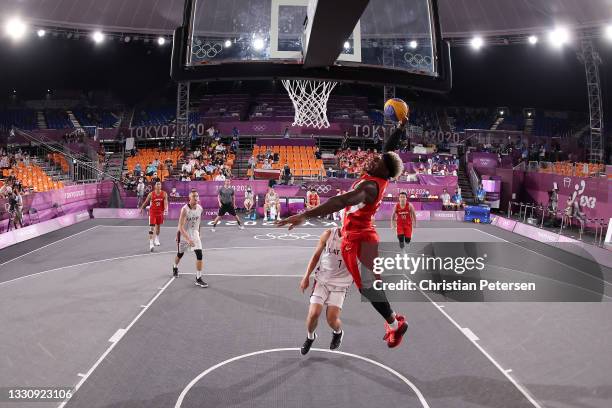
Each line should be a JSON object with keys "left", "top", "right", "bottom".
{"left": 299, "top": 227, "right": 352, "bottom": 355}
{"left": 172, "top": 190, "right": 207, "bottom": 288}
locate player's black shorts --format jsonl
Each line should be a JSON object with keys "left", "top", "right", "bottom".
{"left": 218, "top": 203, "right": 236, "bottom": 216}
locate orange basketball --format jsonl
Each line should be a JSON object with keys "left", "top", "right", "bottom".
{"left": 384, "top": 98, "right": 409, "bottom": 123}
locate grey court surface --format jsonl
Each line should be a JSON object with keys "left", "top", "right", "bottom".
{"left": 0, "top": 219, "right": 611, "bottom": 408}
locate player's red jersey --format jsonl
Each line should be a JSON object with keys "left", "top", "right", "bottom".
{"left": 341, "top": 173, "right": 388, "bottom": 235}
{"left": 308, "top": 192, "right": 319, "bottom": 207}
{"left": 395, "top": 202, "right": 413, "bottom": 237}
{"left": 150, "top": 191, "right": 166, "bottom": 214}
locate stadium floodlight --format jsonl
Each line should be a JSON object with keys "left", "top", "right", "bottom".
{"left": 224, "top": 39, "right": 232, "bottom": 48}
{"left": 470, "top": 36, "right": 484, "bottom": 50}
{"left": 157, "top": 36, "right": 166, "bottom": 46}
{"left": 5, "top": 17, "right": 28, "bottom": 40}
{"left": 605, "top": 25, "right": 612, "bottom": 42}
{"left": 253, "top": 38, "right": 264, "bottom": 50}
{"left": 409, "top": 40, "right": 418, "bottom": 49}
{"left": 91, "top": 31, "right": 105, "bottom": 44}
{"left": 528, "top": 35, "right": 538, "bottom": 45}
{"left": 37, "top": 29, "right": 46, "bottom": 38}
{"left": 548, "top": 27, "right": 569, "bottom": 48}
{"left": 343, "top": 41, "right": 350, "bottom": 49}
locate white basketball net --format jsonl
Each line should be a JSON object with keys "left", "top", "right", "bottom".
{"left": 282, "top": 79, "right": 337, "bottom": 129}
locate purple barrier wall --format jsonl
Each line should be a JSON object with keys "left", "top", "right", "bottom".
{"left": 128, "top": 122, "right": 352, "bottom": 139}
{"left": 416, "top": 175, "right": 458, "bottom": 188}
{"left": 468, "top": 152, "right": 499, "bottom": 169}
{"left": 0, "top": 210, "right": 90, "bottom": 250}
{"left": 522, "top": 173, "right": 610, "bottom": 222}
{"left": 256, "top": 138, "right": 316, "bottom": 146}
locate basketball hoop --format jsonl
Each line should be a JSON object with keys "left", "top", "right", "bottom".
{"left": 282, "top": 79, "right": 337, "bottom": 129}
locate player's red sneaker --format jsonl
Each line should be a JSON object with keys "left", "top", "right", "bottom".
{"left": 383, "top": 314, "right": 408, "bottom": 348}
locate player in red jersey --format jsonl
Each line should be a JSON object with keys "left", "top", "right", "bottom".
{"left": 306, "top": 187, "right": 320, "bottom": 210}
{"left": 278, "top": 120, "right": 409, "bottom": 348}
{"left": 391, "top": 192, "right": 416, "bottom": 250}
{"left": 140, "top": 181, "right": 169, "bottom": 252}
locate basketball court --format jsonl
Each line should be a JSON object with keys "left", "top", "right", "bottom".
{"left": 1, "top": 219, "right": 610, "bottom": 408}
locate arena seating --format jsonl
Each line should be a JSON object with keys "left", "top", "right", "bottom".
{"left": 539, "top": 161, "right": 605, "bottom": 177}
{"left": 0, "top": 109, "right": 37, "bottom": 130}
{"left": 200, "top": 94, "right": 249, "bottom": 122}
{"left": 2, "top": 162, "right": 64, "bottom": 192}
{"left": 73, "top": 109, "right": 118, "bottom": 128}
{"left": 126, "top": 148, "right": 183, "bottom": 181}
{"left": 249, "top": 145, "right": 324, "bottom": 178}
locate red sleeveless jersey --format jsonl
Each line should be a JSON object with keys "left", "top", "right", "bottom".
{"left": 395, "top": 203, "right": 412, "bottom": 225}
{"left": 308, "top": 192, "right": 319, "bottom": 206}
{"left": 150, "top": 191, "right": 166, "bottom": 214}
{"left": 342, "top": 173, "right": 388, "bottom": 234}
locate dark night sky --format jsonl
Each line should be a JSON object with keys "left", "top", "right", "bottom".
{"left": 0, "top": 35, "right": 611, "bottom": 112}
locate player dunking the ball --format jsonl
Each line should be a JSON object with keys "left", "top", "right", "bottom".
{"left": 391, "top": 192, "right": 416, "bottom": 250}
{"left": 278, "top": 103, "right": 409, "bottom": 348}
{"left": 173, "top": 190, "right": 208, "bottom": 288}
{"left": 139, "top": 181, "right": 168, "bottom": 252}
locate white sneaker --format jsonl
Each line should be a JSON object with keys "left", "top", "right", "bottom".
{"left": 239, "top": 225, "right": 244, "bottom": 230}
{"left": 149, "top": 242, "right": 154, "bottom": 252}
{"left": 154, "top": 238, "right": 161, "bottom": 246}
{"left": 211, "top": 227, "right": 216, "bottom": 232}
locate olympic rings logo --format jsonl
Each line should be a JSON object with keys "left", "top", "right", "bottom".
{"left": 253, "top": 125, "right": 267, "bottom": 132}
{"left": 403, "top": 52, "right": 432, "bottom": 69}
{"left": 192, "top": 40, "right": 223, "bottom": 59}
{"left": 305, "top": 184, "right": 332, "bottom": 194}
{"left": 253, "top": 232, "right": 319, "bottom": 241}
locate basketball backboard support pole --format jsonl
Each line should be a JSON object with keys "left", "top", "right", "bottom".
{"left": 301, "top": 0, "right": 370, "bottom": 68}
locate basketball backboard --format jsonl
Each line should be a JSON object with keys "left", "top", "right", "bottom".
{"left": 171, "top": 0, "right": 451, "bottom": 92}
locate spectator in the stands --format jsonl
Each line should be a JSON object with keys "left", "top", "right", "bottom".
{"left": 451, "top": 189, "right": 463, "bottom": 208}
{"left": 341, "top": 131, "right": 350, "bottom": 150}
{"left": 280, "top": 163, "right": 293, "bottom": 185}
{"left": 170, "top": 187, "right": 180, "bottom": 198}
{"left": 181, "top": 171, "right": 191, "bottom": 182}
{"left": 440, "top": 188, "right": 451, "bottom": 210}
{"left": 136, "top": 178, "right": 146, "bottom": 208}
{"left": 264, "top": 187, "right": 281, "bottom": 221}
{"left": 476, "top": 183, "right": 486, "bottom": 204}
{"left": 193, "top": 148, "right": 202, "bottom": 159}
{"left": 232, "top": 126, "right": 239, "bottom": 140}
{"left": 151, "top": 172, "right": 161, "bottom": 184}
{"left": 314, "top": 147, "right": 322, "bottom": 160}
{"left": 145, "top": 162, "right": 157, "bottom": 176}
{"left": 273, "top": 152, "right": 280, "bottom": 163}
{"left": 262, "top": 159, "right": 273, "bottom": 170}
{"left": 421, "top": 190, "right": 431, "bottom": 199}
{"left": 134, "top": 162, "right": 142, "bottom": 177}
{"left": 181, "top": 160, "right": 193, "bottom": 175}
{"left": 248, "top": 155, "right": 256, "bottom": 170}
{"left": 194, "top": 166, "right": 206, "bottom": 180}
{"left": 214, "top": 172, "right": 226, "bottom": 181}
{"left": 283, "top": 127, "right": 290, "bottom": 139}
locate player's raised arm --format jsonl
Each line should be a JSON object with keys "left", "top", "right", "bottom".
{"left": 383, "top": 122, "right": 407, "bottom": 153}
{"left": 300, "top": 229, "right": 331, "bottom": 293}
{"left": 277, "top": 182, "right": 377, "bottom": 229}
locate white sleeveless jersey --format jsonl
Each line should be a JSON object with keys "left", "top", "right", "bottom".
{"left": 315, "top": 228, "right": 353, "bottom": 287}
{"left": 181, "top": 204, "right": 203, "bottom": 232}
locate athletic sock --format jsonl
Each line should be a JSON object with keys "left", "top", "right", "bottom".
{"left": 389, "top": 319, "right": 398, "bottom": 330}
{"left": 333, "top": 329, "right": 342, "bottom": 334}
{"left": 307, "top": 331, "right": 315, "bottom": 340}
{"left": 196, "top": 270, "right": 202, "bottom": 279}
{"left": 173, "top": 264, "right": 178, "bottom": 268}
